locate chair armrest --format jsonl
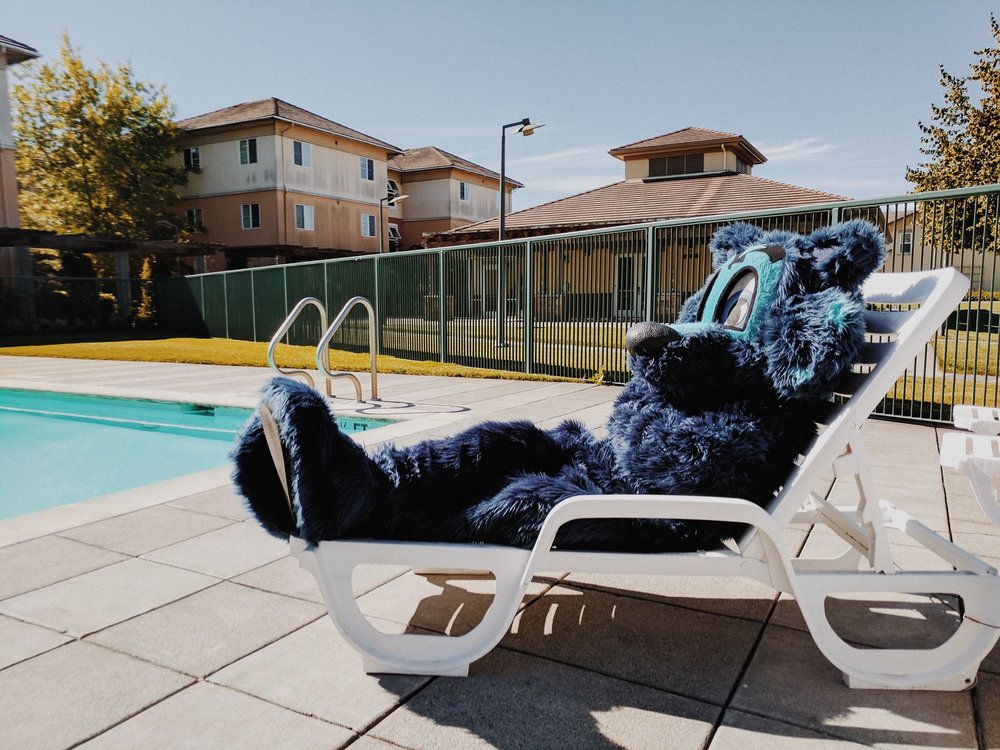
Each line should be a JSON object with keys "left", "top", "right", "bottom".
{"left": 522, "top": 494, "right": 792, "bottom": 588}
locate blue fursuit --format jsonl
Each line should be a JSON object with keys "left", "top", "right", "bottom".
{"left": 231, "top": 220, "right": 885, "bottom": 552}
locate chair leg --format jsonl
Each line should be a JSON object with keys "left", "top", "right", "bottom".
{"left": 291, "top": 537, "right": 531, "bottom": 676}
{"left": 793, "top": 571, "right": 1000, "bottom": 690}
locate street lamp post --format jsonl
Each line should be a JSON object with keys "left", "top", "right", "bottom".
{"left": 496, "top": 118, "right": 544, "bottom": 347}
{"left": 378, "top": 194, "right": 408, "bottom": 254}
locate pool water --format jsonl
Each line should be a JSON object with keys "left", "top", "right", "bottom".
{"left": 0, "top": 388, "right": 393, "bottom": 521}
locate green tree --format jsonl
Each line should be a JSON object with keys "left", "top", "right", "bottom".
{"left": 906, "top": 16, "right": 1000, "bottom": 252}
{"left": 13, "top": 35, "right": 187, "bottom": 241}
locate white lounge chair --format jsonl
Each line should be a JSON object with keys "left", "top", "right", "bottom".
{"left": 264, "top": 267, "right": 999, "bottom": 690}
{"left": 951, "top": 404, "right": 1000, "bottom": 435}
{"left": 939, "top": 431, "right": 1000, "bottom": 525}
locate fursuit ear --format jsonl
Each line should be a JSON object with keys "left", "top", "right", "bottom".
{"left": 808, "top": 220, "right": 886, "bottom": 292}
{"left": 761, "top": 288, "right": 867, "bottom": 399}
{"left": 709, "top": 222, "right": 765, "bottom": 269}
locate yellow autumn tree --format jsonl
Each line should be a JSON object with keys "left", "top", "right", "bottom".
{"left": 906, "top": 16, "right": 1000, "bottom": 252}
{"left": 13, "top": 35, "right": 187, "bottom": 241}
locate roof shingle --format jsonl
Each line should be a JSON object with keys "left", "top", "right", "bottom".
{"left": 0, "top": 34, "right": 39, "bottom": 64}
{"left": 609, "top": 127, "right": 767, "bottom": 164}
{"left": 446, "top": 173, "right": 849, "bottom": 235}
{"left": 388, "top": 146, "right": 523, "bottom": 187}
{"left": 177, "top": 98, "right": 401, "bottom": 154}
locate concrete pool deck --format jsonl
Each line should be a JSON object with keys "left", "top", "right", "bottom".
{"left": 0, "top": 355, "right": 998, "bottom": 749}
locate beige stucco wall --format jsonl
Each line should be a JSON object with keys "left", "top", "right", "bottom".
{"left": 0, "top": 56, "right": 20, "bottom": 229}
{"left": 0, "top": 147, "right": 18, "bottom": 229}
{"left": 885, "top": 215, "right": 1000, "bottom": 292}
{"left": 178, "top": 189, "right": 390, "bottom": 253}
{"left": 177, "top": 126, "right": 279, "bottom": 198}
{"left": 623, "top": 148, "right": 731, "bottom": 181}
{"left": 398, "top": 175, "right": 452, "bottom": 221}
{"left": 398, "top": 168, "right": 503, "bottom": 224}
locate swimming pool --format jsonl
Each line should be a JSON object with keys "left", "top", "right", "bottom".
{"left": 0, "top": 388, "right": 393, "bottom": 521}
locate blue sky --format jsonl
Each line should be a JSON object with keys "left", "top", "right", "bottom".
{"left": 4, "top": 1, "right": 997, "bottom": 212}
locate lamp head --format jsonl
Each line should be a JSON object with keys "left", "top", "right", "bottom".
{"left": 520, "top": 121, "right": 545, "bottom": 136}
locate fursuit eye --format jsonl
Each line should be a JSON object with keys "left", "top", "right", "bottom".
{"left": 715, "top": 271, "right": 757, "bottom": 330}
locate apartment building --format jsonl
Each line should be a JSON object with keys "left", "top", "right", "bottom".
{"left": 175, "top": 99, "right": 515, "bottom": 269}
{"left": 388, "top": 146, "right": 521, "bottom": 251}
{"left": 0, "top": 34, "right": 38, "bottom": 277}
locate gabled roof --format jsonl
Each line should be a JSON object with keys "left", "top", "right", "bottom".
{"left": 445, "top": 173, "right": 848, "bottom": 236}
{"left": 609, "top": 126, "right": 766, "bottom": 165}
{"left": 388, "top": 146, "right": 524, "bottom": 188}
{"left": 0, "top": 34, "right": 39, "bottom": 64}
{"left": 176, "top": 98, "right": 401, "bottom": 155}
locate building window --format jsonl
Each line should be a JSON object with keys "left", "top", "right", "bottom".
{"left": 185, "top": 208, "right": 204, "bottom": 231}
{"left": 183, "top": 147, "right": 200, "bottom": 171}
{"left": 387, "top": 178, "right": 400, "bottom": 200}
{"left": 293, "top": 141, "right": 312, "bottom": 167}
{"left": 649, "top": 153, "right": 705, "bottom": 178}
{"left": 388, "top": 224, "right": 401, "bottom": 241}
{"left": 735, "top": 156, "right": 748, "bottom": 174}
{"left": 459, "top": 181, "right": 470, "bottom": 201}
{"left": 361, "top": 213, "right": 376, "bottom": 237}
{"left": 295, "top": 204, "right": 315, "bottom": 231}
{"left": 360, "top": 156, "right": 374, "bottom": 181}
{"left": 241, "top": 203, "right": 261, "bottom": 230}
{"left": 240, "top": 138, "right": 257, "bottom": 165}
{"left": 899, "top": 232, "right": 913, "bottom": 254}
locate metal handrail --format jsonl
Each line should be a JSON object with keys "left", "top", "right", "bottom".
{"left": 316, "top": 296, "right": 379, "bottom": 402}
{"left": 267, "top": 297, "right": 332, "bottom": 396}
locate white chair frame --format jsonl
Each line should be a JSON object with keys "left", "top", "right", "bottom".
{"left": 279, "top": 268, "right": 1000, "bottom": 690}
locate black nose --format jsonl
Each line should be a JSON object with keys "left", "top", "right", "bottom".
{"left": 625, "top": 321, "right": 681, "bottom": 357}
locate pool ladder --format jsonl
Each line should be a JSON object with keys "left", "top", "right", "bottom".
{"left": 267, "top": 296, "right": 378, "bottom": 402}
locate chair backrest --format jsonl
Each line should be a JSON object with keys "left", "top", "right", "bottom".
{"left": 741, "top": 268, "right": 970, "bottom": 544}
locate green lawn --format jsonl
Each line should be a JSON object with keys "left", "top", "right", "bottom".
{"left": 934, "top": 330, "right": 1000, "bottom": 376}
{"left": 0, "top": 334, "right": 577, "bottom": 382}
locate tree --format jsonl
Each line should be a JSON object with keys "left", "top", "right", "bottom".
{"left": 13, "top": 35, "right": 187, "bottom": 241}
{"left": 906, "top": 16, "right": 1000, "bottom": 252}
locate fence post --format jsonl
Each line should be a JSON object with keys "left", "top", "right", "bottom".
{"left": 373, "top": 255, "right": 383, "bottom": 353}
{"left": 438, "top": 250, "right": 446, "bottom": 363}
{"left": 223, "top": 273, "right": 230, "bottom": 339}
{"left": 524, "top": 240, "right": 533, "bottom": 374}
{"left": 644, "top": 226, "right": 656, "bottom": 321}
{"left": 251, "top": 269, "right": 258, "bottom": 342}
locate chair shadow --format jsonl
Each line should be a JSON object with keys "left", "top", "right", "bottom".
{"left": 368, "top": 574, "right": 986, "bottom": 749}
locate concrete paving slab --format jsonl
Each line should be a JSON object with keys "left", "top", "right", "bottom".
{"left": 731, "top": 624, "right": 978, "bottom": 748}
{"left": 233, "top": 555, "right": 408, "bottom": 603}
{"left": 499, "top": 583, "right": 762, "bottom": 706}
{"left": 0, "top": 466, "right": 231, "bottom": 547}
{"left": 0, "top": 534, "right": 127, "bottom": 600}
{"left": 210, "top": 616, "right": 429, "bottom": 734}
{"left": 0, "top": 557, "right": 217, "bottom": 636}
{"left": 141, "top": 520, "right": 288, "bottom": 579}
{"left": 166, "top": 483, "right": 252, "bottom": 521}
{"left": 2, "top": 358, "right": 996, "bottom": 747}
{"left": 367, "top": 647, "right": 719, "bottom": 750}
{"left": 87, "top": 581, "right": 324, "bottom": 677}
{"left": 0, "top": 641, "right": 192, "bottom": 750}
{"left": 58, "top": 504, "right": 235, "bottom": 556}
{"left": 559, "top": 571, "right": 778, "bottom": 622}
{"left": 709, "top": 710, "right": 871, "bottom": 749}
{"left": 356, "top": 571, "right": 554, "bottom": 637}
{"left": 0, "top": 614, "right": 71, "bottom": 669}
{"left": 77, "top": 681, "right": 353, "bottom": 749}
{"left": 976, "top": 672, "right": 1000, "bottom": 750}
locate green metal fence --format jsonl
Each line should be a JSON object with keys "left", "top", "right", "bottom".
{"left": 157, "top": 183, "right": 1000, "bottom": 424}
